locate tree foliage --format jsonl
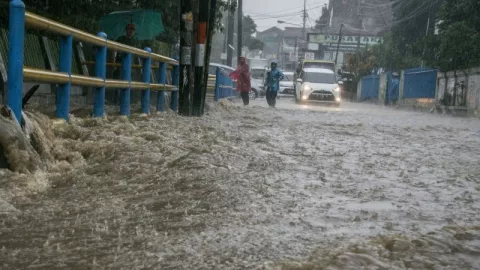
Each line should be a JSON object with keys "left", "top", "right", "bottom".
{"left": 5, "top": 0, "right": 235, "bottom": 45}
{"left": 314, "top": 4, "right": 329, "bottom": 31}
{"left": 435, "top": 0, "right": 480, "bottom": 71}
{"left": 346, "top": 48, "right": 376, "bottom": 77}
{"left": 242, "top": 15, "right": 264, "bottom": 51}
{"left": 390, "top": 0, "right": 439, "bottom": 56}
{"left": 348, "top": 0, "right": 480, "bottom": 73}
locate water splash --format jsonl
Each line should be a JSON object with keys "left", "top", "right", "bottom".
{"left": 0, "top": 101, "right": 479, "bottom": 269}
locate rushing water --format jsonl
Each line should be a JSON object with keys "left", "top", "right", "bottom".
{"left": 0, "top": 100, "right": 479, "bottom": 269}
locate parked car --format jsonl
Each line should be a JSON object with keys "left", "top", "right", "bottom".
{"left": 250, "top": 67, "right": 266, "bottom": 97}
{"left": 295, "top": 68, "right": 342, "bottom": 107}
{"left": 279, "top": 71, "right": 295, "bottom": 96}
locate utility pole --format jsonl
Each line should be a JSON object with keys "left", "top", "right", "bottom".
{"left": 226, "top": 0, "right": 234, "bottom": 66}
{"left": 179, "top": 0, "right": 194, "bottom": 116}
{"left": 222, "top": 14, "right": 228, "bottom": 65}
{"left": 201, "top": 0, "right": 218, "bottom": 115}
{"left": 293, "top": 37, "right": 298, "bottom": 69}
{"left": 334, "top": 24, "right": 344, "bottom": 66}
{"left": 421, "top": 16, "right": 431, "bottom": 68}
{"left": 237, "top": 0, "right": 243, "bottom": 59}
{"left": 302, "top": 0, "right": 307, "bottom": 42}
{"left": 192, "top": 0, "right": 209, "bottom": 116}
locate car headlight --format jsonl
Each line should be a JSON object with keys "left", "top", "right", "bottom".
{"left": 303, "top": 85, "right": 312, "bottom": 91}
{"left": 333, "top": 87, "right": 340, "bottom": 92}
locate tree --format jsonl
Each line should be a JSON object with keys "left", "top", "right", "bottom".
{"left": 247, "top": 39, "right": 264, "bottom": 51}
{"left": 435, "top": 0, "right": 480, "bottom": 71}
{"left": 346, "top": 48, "right": 376, "bottom": 77}
{"left": 390, "top": 0, "right": 438, "bottom": 55}
{"left": 314, "top": 4, "right": 329, "bottom": 30}
{"left": 242, "top": 15, "right": 264, "bottom": 51}
{"left": 341, "top": 0, "right": 480, "bottom": 74}
{"left": 242, "top": 15, "right": 256, "bottom": 39}
{"left": 344, "top": 0, "right": 444, "bottom": 72}
{"left": 6, "top": 0, "right": 235, "bottom": 45}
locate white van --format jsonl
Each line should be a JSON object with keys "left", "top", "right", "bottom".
{"left": 295, "top": 68, "right": 342, "bottom": 106}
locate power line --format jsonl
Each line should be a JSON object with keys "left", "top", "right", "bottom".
{"left": 360, "top": 0, "right": 407, "bottom": 8}
{"left": 251, "top": 11, "right": 303, "bottom": 20}
{"left": 248, "top": 3, "right": 323, "bottom": 17}
{"left": 252, "top": 11, "right": 304, "bottom": 21}
{"left": 390, "top": 0, "right": 442, "bottom": 26}
{"left": 346, "top": 0, "right": 443, "bottom": 32}
{"left": 250, "top": 5, "right": 324, "bottom": 19}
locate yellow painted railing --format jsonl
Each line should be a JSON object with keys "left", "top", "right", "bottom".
{"left": 6, "top": 0, "right": 180, "bottom": 122}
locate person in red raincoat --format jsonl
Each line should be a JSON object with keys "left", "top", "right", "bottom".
{"left": 229, "top": 57, "right": 251, "bottom": 105}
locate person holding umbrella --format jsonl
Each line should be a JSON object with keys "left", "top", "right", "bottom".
{"left": 115, "top": 23, "right": 139, "bottom": 63}
{"left": 111, "top": 23, "right": 139, "bottom": 104}
{"left": 100, "top": 10, "right": 165, "bottom": 104}
{"left": 100, "top": 9, "right": 165, "bottom": 64}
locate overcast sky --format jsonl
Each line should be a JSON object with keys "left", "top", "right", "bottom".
{"left": 244, "top": 0, "right": 328, "bottom": 33}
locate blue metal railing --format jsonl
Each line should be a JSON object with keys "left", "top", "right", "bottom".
{"left": 6, "top": 0, "right": 180, "bottom": 123}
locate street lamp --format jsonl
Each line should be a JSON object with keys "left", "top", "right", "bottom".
{"left": 277, "top": 20, "right": 303, "bottom": 27}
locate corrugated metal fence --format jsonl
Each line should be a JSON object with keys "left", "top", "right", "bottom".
{"left": 360, "top": 74, "right": 380, "bottom": 100}
{"left": 403, "top": 68, "right": 437, "bottom": 98}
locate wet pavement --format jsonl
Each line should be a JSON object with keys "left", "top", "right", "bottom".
{"left": 1, "top": 99, "right": 480, "bottom": 269}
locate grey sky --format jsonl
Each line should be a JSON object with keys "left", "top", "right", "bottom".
{"left": 244, "top": 0, "right": 328, "bottom": 33}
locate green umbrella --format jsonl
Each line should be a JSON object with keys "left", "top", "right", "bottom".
{"left": 99, "top": 9, "right": 165, "bottom": 41}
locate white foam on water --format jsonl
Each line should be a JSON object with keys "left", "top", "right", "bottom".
{"left": 0, "top": 101, "right": 479, "bottom": 269}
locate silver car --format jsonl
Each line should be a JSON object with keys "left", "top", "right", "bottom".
{"left": 279, "top": 72, "right": 295, "bottom": 96}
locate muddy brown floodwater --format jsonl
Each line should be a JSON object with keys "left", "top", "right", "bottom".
{"left": 1, "top": 100, "right": 480, "bottom": 269}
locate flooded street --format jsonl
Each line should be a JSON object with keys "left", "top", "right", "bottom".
{"left": 1, "top": 99, "right": 480, "bottom": 269}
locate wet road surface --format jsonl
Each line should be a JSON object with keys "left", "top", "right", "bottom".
{"left": 1, "top": 99, "right": 480, "bottom": 269}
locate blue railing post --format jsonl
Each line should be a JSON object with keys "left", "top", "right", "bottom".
{"left": 214, "top": 67, "right": 221, "bottom": 101}
{"left": 93, "top": 32, "right": 107, "bottom": 118}
{"left": 7, "top": 0, "right": 26, "bottom": 124}
{"left": 56, "top": 35, "right": 73, "bottom": 121}
{"left": 156, "top": 62, "right": 167, "bottom": 112}
{"left": 120, "top": 53, "right": 132, "bottom": 116}
{"left": 171, "top": 65, "right": 179, "bottom": 112}
{"left": 141, "top": 47, "right": 152, "bottom": 114}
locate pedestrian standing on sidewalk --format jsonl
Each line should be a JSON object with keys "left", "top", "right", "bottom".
{"left": 229, "top": 57, "right": 251, "bottom": 106}
{"left": 265, "top": 62, "right": 284, "bottom": 108}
